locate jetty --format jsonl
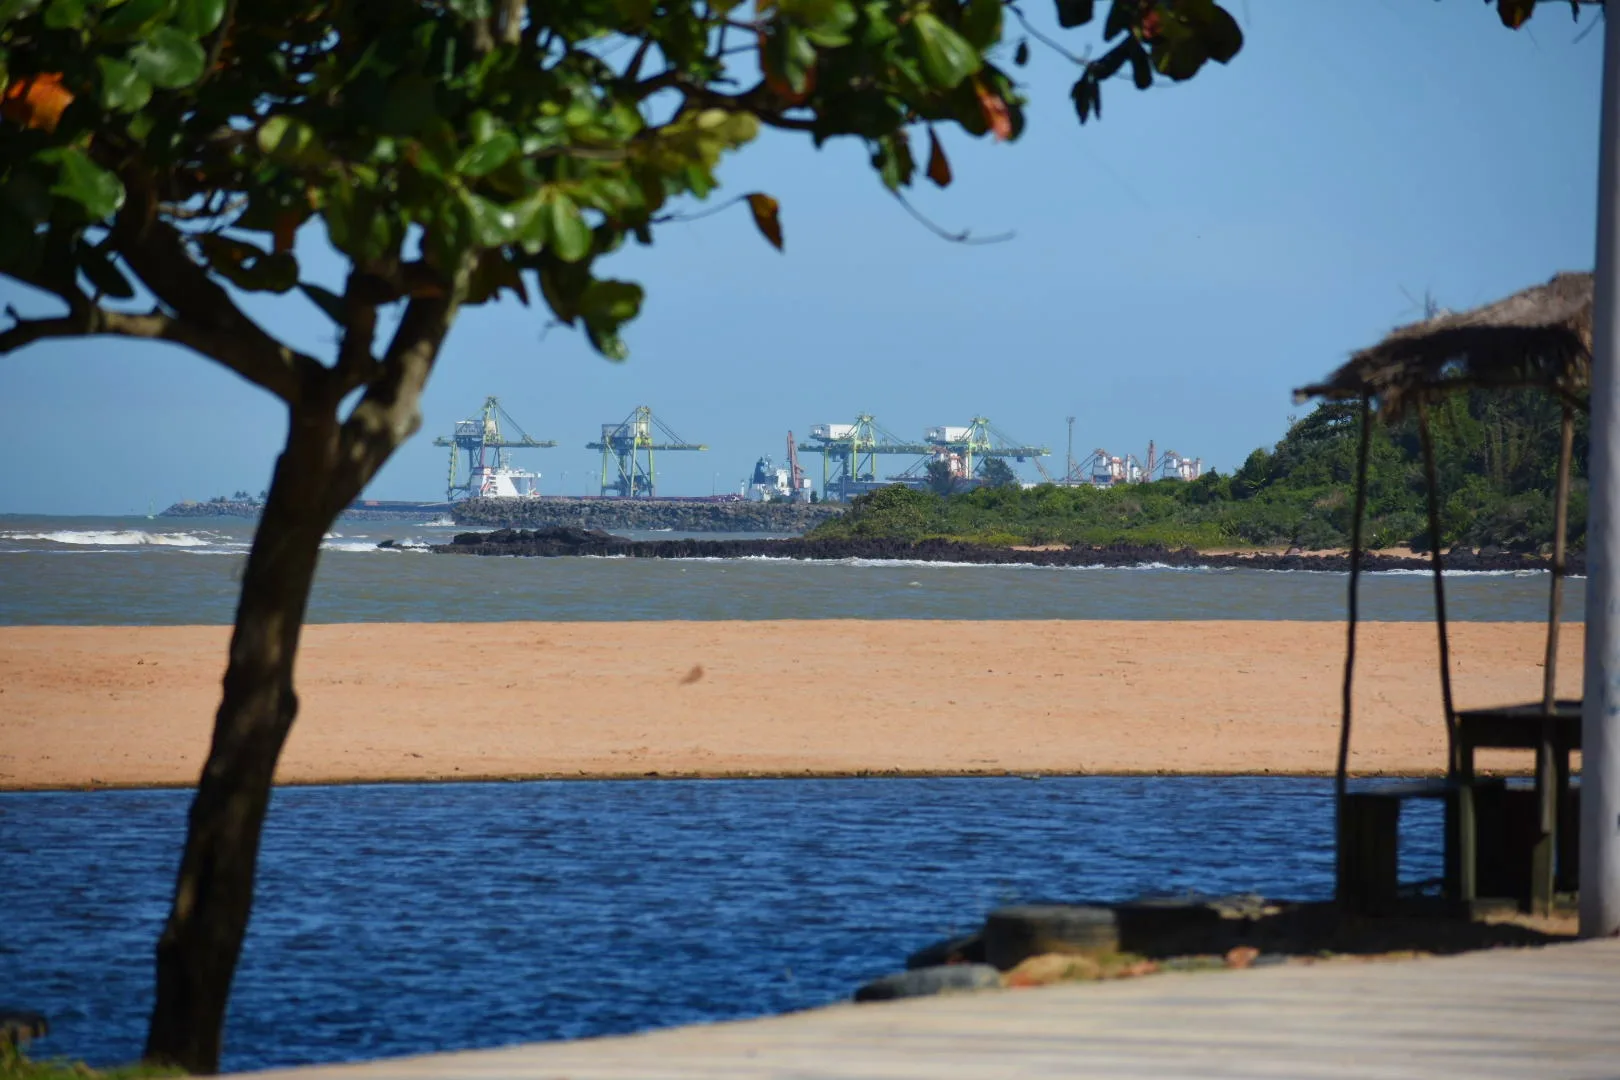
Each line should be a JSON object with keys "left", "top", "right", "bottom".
{"left": 245, "top": 938, "right": 1618, "bottom": 1079}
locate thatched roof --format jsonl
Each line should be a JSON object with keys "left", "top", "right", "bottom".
{"left": 1294, "top": 271, "right": 1592, "bottom": 418}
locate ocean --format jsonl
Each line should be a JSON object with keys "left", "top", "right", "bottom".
{"left": 0, "top": 513, "right": 1580, "bottom": 625}
{"left": 0, "top": 777, "right": 1443, "bottom": 1073}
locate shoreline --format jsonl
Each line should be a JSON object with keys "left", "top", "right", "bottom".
{"left": 434, "top": 527, "right": 1570, "bottom": 574}
{"left": 3, "top": 766, "right": 1479, "bottom": 795}
{"left": 0, "top": 620, "right": 1579, "bottom": 792}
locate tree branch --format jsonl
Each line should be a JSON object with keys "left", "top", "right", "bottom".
{"left": 0, "top": 301, "right": 299, "bottom": 386}
{"left": 113, "top": 189, "right": 327, "bottom": 403}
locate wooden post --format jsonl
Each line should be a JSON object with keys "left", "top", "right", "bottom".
{"left": 1336, "top": 395, "right": 1373, "bottom": 904}
{"left": 1417, "top": 403, "right": 1459, "bottom": 777}
{"left": 1583, "top": 0, "right": 1620, "bottom": 939}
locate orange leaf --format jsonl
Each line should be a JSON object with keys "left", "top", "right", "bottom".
{"left": 974, "top": 78, "right": 1013, "bottom": 142}
{"left": 1, "top": 73, "right": 74, "bottom": 133}
{"left": 745, "top": 193, "right": 783, "bottom": 251}
{"left": 925, "top": 129, "right": 952, "bottom": 189}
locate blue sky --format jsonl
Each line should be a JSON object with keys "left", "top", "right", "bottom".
{"left": 0, "top": 2, "right": 1607, "bottom": 514}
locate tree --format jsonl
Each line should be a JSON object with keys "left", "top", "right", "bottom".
{"left": 926, "top": 457, "right": 961, "bottom": 495}
{"left": 977, "top": 455, "right": 1018, "bottom": 488}
{"left": 0, "top": 0, "right": 1248, "bottom": 1072}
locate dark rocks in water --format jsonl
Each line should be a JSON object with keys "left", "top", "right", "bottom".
{"left": 433, "top": 530, "right": 1575, "bottom": 574}
{"left": 853, "top": 964, "right": 1002, "bottom": 1003}
{"left": 377, "top": 539, "right": 397, "bottom": 549}
{"left": 982, "top": 905, "right": 1120, "bottom": 970}
{"left": 905, "top": 931, "right": 986, "bottom": 970}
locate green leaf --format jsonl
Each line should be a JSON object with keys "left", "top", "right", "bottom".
{"left": 46, "top": 148, "right": 125, "bottom": 220}
{"left": 257, "top": 115, "right": 326, "bottom": 165}
{"left": 456, "top": 130, "right": 517, "bottom": 177}
{"left": 764, "top": 24, "right": 819, "bottom": 94}
{"left": 0, "top": 0, "right": 46, "bottom": 23}
{"left": 579, "top": 279, "right": 643, "bottom": 361}
{"left": 1054, "top": 0, "right": 1094, "bottom": 29}
{"left": 129, "top": 26, "right": 207, "bottom": 89}
{"left": 77, "top": 242, "right": 134, "bottom": 298}
{"left": 961, "top": 0, "right": 1002, "bottom": 50}
{"left": 99, "top": 0, "right": 173, "bottom": 38}
{"left": 463, "top": 192, "right": 518, "bottom": 248}
{"left": 299, "top": 282, "right": 346, "bottom": 324}
{"left": 43, "top": 0, "right": 85, "bottom": 30}
{"left": 780, "top": 0, "right": 857, "bottom": 47}
{"left": 96, "top": 56, "right": 152, "bottom": 112}
{"left": 541, "top": 190, "right": 591, "bottom": 262}
{"left": 910, "top": 13, "right": 981, "bottom": 90}
{"left": 173, "top": 0, "right": 226, "bottom": 35}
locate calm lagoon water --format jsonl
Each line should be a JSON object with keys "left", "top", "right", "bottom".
{"left": 0, "top": 778, "right": 1442, "bottom": 1073}
{"left": 0, "top": 514, "right": 1578, "bottom": 624}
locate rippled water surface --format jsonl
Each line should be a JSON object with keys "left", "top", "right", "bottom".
{"left": 0, "top": 514, "right": 1578, "bottom": 624}
{"left": 0, "top": 778, "right": 1443, "bottom": 1073}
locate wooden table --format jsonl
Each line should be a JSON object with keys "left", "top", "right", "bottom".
{"left": 1454, "top": 699, "right": 1581, "bottom": 914}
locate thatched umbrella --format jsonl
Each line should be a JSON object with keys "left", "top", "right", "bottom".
{"left": 1296, "top": 271, "right": 1590, "bottom": 845}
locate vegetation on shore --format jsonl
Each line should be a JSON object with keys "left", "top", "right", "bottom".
{"left": 0, "top": 1047, "right": 181, "bottom": 1080}
{"left": 810, "top": 391, "right": 1586, "bottom": 553}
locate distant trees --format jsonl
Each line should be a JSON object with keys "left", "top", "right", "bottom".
{"left": 926, "top": 458, "right": 961, "bottom": 496}
{"left": 813, "top": 391, "right": 1587, "bottom": 553}
{"left": 977, "top": 456, "right": 1019, "bottom": 488}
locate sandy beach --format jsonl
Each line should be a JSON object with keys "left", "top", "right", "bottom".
{"left": 0, "top": 620, "right": 1579, "bottom": 790}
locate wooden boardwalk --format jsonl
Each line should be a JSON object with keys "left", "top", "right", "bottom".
{"left": 248, "top": 940, "right": 1620, "bottom": 1080}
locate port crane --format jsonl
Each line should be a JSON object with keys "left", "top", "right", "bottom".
{"left": 798, "top": 414, "right": 933, "bottom": 501}
{"left": 587, "top": 405, "right": 707, "bottom": 497}
{"left": 887, "top": 417, "right": 1051, "bottom": 484}
{"left": 433, "top": 396, "right": 556, "bottom": 501}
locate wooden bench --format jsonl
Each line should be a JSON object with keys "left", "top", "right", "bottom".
{"left": 1337, "top": 778, "right": 1507, "bottom": 915}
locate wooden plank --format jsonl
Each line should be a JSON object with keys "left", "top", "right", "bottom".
{"left": 239, "top": 940, "right": 1620, "bottom": 1080}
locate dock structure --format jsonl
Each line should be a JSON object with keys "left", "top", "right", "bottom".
{"left": 244, "top": 939, "right": 1619, "bottom": 1079}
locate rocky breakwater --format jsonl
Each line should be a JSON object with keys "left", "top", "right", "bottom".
{"left": 449, "top": 496, "right": 844, "bottom": 534}
{"left": 433, "top": 528, "right": 1573, "bottom": 573}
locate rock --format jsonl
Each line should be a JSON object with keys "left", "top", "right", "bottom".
{"left": 983, "top": 905, "right": 1119, "bottom": 970}
{"left": 0, "top": 1010, "right": 47, "bottom": 1049}
{"left": 906, "top": 931, "right": 985, "bottom": 970}
{"left": 1114, "top": 898, "right": 1223, "bottom": 954}
{"left": 854, "top": 964, "right": 1002, "bottom": 1003}
{"left": 1004, "top": 952, "right": 1102, "bottom": 987}
{"left": 1224, "top": 945, "right": 1261, "bottom": 970}
{"left": 376, "top": 538, "right": 397, "bottom": 549}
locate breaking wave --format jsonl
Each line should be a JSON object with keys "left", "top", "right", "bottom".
{"left": 0, "top": 529, "right": 217, "bottom": 548}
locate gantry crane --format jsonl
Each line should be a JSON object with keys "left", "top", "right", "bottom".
{"left": 886, "top": 417, "right": 1051, "bottom": 485}
{"left": 587, "top": 405, "right": 707, "bottom": 497}
{"left": 798, "top": 414, "right": 933, "bottom": 501}
{"left": 432, "top": 396, "right": 557, "bottom": 501}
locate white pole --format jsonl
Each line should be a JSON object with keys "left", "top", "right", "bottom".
{"left": 1581, "top": 0, "right": 1620, "bottom": 940}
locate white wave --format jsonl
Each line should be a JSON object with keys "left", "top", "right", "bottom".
{"left": 416, "top": 517, "right": 458, "bottom": 527}
{"left": 321, "top": 539, "right": 392, "bottom": 552}
{"left": 1, "top": 529, "right": 217, "bottom": 548}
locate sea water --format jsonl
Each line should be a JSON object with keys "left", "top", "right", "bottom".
{"left": 0, "top": 514, "right": 1580, "bottom": 625}
{"left": 0, "top": 777, "right": 1442, "bottom": 1073}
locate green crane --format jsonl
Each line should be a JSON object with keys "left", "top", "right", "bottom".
{"left": 432, "top": 396, "right": 557, "bottom": 501}
{"left": 587, "top": 405, "right": 707, "bottom": 497}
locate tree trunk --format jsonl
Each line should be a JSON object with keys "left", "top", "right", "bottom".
{"left": 141, "top": 278, "right": 465, "bottom": 1075}
{"left": 143, "top": 407, "right": 344, "bottom": 1074}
